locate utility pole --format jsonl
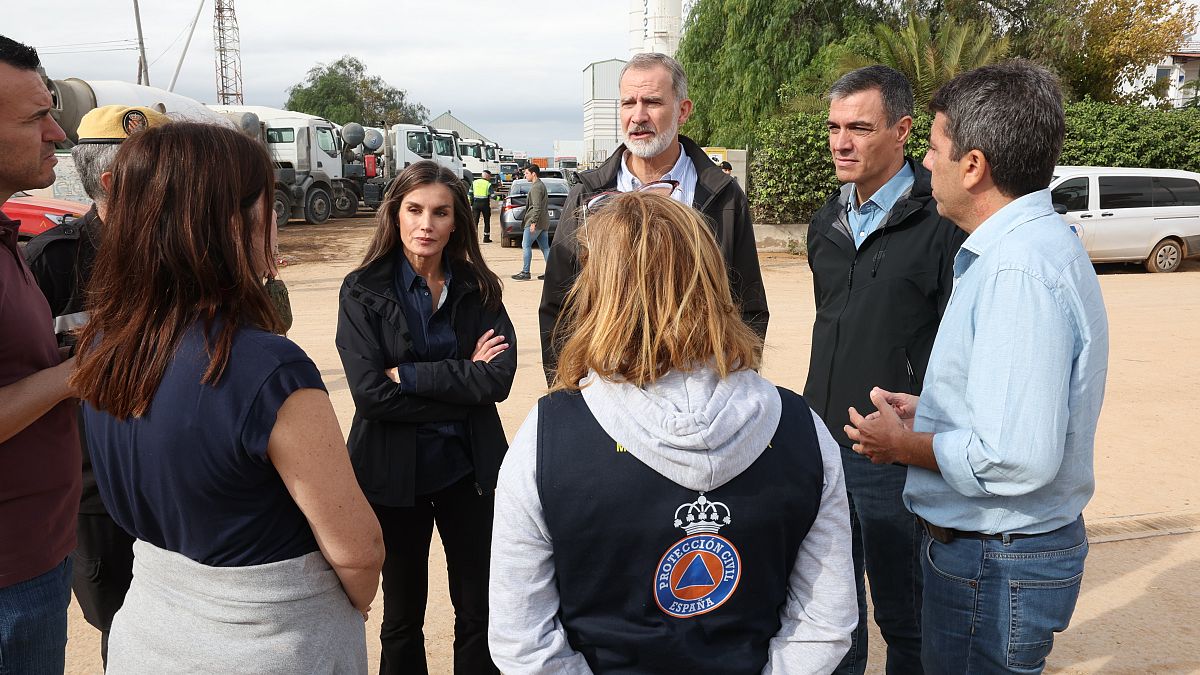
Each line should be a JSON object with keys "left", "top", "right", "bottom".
{"left": 213, "top": 0, "right": 244, "bottom": 104}
{"left": 132, "top": 0, "right": 150, "bottom": 85}
{"left": 170, "top": 0, "right": 206, "bottom": 92}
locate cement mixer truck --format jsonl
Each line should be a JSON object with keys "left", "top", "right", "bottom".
{"left": 208, "top": 105, "right": 368, "bottom": 225}
{"left": 36, "top": 76, "right": 225, "bottom": 203}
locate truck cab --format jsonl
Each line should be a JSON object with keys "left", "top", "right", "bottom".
{"left": 209, "top": 104, "right": 357, "bottom": 226}
{"left": 458, "top": 137, "right": 489, "bottom": 178}
{"left": 484, "top": 142, "right": 502, "bottom": 175}
{"left": 359, "top": 123, "right": 434, "bottom": 208}
{"left": 432, "top": 128, "right": 471, "bottom": 183}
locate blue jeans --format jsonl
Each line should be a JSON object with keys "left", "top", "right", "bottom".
{"left": 921, "top": 516, "right": 1087, "bottom": 674}
{"left": 521, "top": 227, "right": 549, "bottom": 274}
{"left": 0, "top": 557, "right": 73, "bottom": 674}
{"left": 834, "top": 447, "right": 924, "bottom": 675}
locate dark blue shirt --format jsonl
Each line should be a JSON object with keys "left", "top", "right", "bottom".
{"left": 393, "top": 252, "right": 472, "bottom": 494}
{"left": 82, "top": 322, "right": 324, "bottom": 567}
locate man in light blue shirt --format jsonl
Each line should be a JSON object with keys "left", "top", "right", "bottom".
{"left": 846, "top": 62, "right": 1108, "bottom": 674}
{"left": 846, "top": 161, "right": 913, "bottom": 248}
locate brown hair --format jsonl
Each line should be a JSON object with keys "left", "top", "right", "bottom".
{"left": 552, "top": 192, "right": 761, "bottom": 390}
{"left": 71, "top": 122, "right": 279, "bottom": 418}
{"left": 357, "top": 160, "right": 501, "bottom": 308}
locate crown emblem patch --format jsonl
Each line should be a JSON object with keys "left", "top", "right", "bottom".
{"left": 652, "top": 493, "right": 741, "bottom": 618}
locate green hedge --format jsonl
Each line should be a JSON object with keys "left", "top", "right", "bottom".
{"left": 749, "top": 101, "right": 1200, "bottom": 224}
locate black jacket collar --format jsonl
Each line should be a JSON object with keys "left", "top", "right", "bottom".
{"left": 578, "top": 134, "right": 735, "bottom": 211}
{"left": 349, "top": 251, "right": 478, "bottom": 303}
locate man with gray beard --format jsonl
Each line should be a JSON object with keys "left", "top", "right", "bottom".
{"left": 538, "top": 52, "right": 768, "bottom": 383}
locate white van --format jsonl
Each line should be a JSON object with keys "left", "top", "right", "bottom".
{"left": 1051, "top": 166, "right": 1200, "bottom": 272}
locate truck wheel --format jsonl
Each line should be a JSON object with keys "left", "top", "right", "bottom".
{"left": 1145, "top": 238, "right": 1183, "bottom": 273}
{"left": 332, "top": 189, "right": 357, "bottom": 218}
{"left": 304, "top": 187, "right": 331, "bottom": 225}
{"left": 273, "top": 189, "right": 290, "bottom": 228}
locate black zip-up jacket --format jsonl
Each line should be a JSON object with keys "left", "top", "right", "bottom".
{"left": 803, "top": 158, "right": 966, "bottom": 448}
{"left": 336, "top": 254, "right": 516, "bottom": 507}
{"left": 538, "top": 135, "right": 768, "bottom": 384}
{"left": 23, "top": 205, "right": 100, "bottom": 345}
{"left": 24, "top": 205, "right": 106, "bottom": 514}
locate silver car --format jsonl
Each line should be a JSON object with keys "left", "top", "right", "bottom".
{"left": 499, "top": 178, "right": 571, "bottom": 248}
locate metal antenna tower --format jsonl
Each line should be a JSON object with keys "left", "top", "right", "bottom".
{"left": 213, "top": 0, "right": 244, "bottom": 104}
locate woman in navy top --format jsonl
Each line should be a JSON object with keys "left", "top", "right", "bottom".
{"left": 337, "top": 160, "right": 516, "bottom": 674}
{"left": 71, "top": 122, "right": 384, "bottom": 673}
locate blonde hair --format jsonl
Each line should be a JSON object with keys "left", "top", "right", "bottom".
{"left": 552, "top": 192, "right": 761, "bottom": 391}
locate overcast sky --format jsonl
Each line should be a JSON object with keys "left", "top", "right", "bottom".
{"left": 7, "top": 1, "right": 633, "bottom": 155}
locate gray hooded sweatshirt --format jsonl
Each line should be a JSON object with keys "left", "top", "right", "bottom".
{"left": 488, "top": 367, "right": 856, "bottom": 674}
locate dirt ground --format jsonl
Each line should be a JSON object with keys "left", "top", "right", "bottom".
{"left": 64, "top": 214, "right": 1200, "bottom": 674}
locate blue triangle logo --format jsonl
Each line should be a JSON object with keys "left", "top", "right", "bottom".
{"left": 674, "top": 555, "right": 716, "bottom": 591}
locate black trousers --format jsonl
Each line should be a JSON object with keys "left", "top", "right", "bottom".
{"left": 472, "top": 199, "right": 491, "bottom": 236}
{"left": 373, "top": 477, "right": 499, "bottom": 675}
{"left": 71, "top": 512, "right": 135, "bottom": 668}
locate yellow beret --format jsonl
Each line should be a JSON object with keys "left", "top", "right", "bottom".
{"left": 76, "top": 105, "right": 170, "bottom": 144}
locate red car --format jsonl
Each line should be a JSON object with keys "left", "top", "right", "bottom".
{"left": 2, "top": 192, "right": 90, "bottom": 239}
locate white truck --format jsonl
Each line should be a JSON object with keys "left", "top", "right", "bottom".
{"left": 209, "top": 104, "right": 366, "bottom": 225}
{"left": 458, "top": 137, "right": 489, "bottom": 178}
{"left": 432, "top": 128, "right": 472, "bottom": 184}
{"left": 484, "top": 142, "right": 502, "bottom": 175}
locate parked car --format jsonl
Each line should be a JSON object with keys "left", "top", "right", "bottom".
{"left": 2, "top": 192, "right": 90, "bottom": 240}
{"left": 1051, "top": 166, "right": 1200, "bottom": 273}
{"left": 538, "top": 168, "right": 567, "bottom": 180}
{"left": 499, "top": 178, "right": 570, "bottom": 248}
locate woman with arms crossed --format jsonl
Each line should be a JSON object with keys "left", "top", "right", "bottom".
{"left": 337, "top": 160, "right": 516, "bottom": 674}
{"left": 72, "top": 122, "right": 384, "bottom": 673}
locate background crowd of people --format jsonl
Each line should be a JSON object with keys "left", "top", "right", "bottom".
{"left": 0, "top": 32, "right": 1107, "bottom": 675}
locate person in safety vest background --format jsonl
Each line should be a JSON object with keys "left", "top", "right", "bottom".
{"left": 472, "top": 169, "right": 497, "bottom": 243}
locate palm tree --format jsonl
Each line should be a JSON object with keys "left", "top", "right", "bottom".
{"left": 872, "top": 12, "right": 1010, "bottom": 108}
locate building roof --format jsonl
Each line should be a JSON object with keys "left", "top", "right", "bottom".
{"left": 426, "top": 111, "right": 494, "bottom": 144}
{"left": 582, "top": 58, "right": 628, "bottom": 71}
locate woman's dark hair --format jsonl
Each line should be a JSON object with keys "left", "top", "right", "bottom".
{"left": 71, "top": 121, "right": 279, "bottom": 418}
{"left": 358, "top": 160, "right": 502, "bottom": 309}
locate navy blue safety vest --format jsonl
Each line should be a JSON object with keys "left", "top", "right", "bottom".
{"left": 536, "top": 387, "right": 825, "bottom": 674}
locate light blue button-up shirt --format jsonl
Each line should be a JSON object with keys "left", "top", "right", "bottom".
{"left": 847, "top": 162, "right": 914, "bottom": 249}
{"left": 904, "top": 189, "right": 1109, "bottom": 535}
{"left": 617, "top": 143, "right": 697, "bottom": 207}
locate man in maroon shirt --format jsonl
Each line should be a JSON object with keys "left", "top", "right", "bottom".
{"left": 0, "top": 34, "right": 82, "bottom": 674}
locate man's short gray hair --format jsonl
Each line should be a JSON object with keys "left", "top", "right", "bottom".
{"left": 71, "top": 143, "right": 121, "bottom": 204}
{"left": 929, "top": 60, "right": 1064, "bottom": 198}
{"left": 621, "top": 53, "right": 688, "bottom": 102}
{"left": 828, "top": 65, "right": 914, "bottom": 126}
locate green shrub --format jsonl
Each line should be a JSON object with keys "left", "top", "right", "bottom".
{"left": 749, "top": 101, "right": 1200, "bottom": 224}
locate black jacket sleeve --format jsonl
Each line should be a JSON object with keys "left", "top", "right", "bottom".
{"left": 538, "top": 184, "right": 586, "bottom": 386}
{"left": 402, "top": 303, "right": 517, "bottom": 405}
{"left": 729, "top": 190, "right": 769, "bottom": 341}
{"left": 24, "top": 240, "right": 74, "bottom": 318}
{"left": 336, "top": 290, "right": 469, "bottom": 423}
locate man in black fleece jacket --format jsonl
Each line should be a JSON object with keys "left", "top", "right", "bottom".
{"left": 805, "top": 66, "right": 965, "bottom": 675}
{"left": 539, "top": 53, "right": 767, "bottom": 384}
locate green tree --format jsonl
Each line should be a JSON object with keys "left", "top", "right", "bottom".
{"left": 778, "top": 26, "right": 882, "bottom": 114}
{"left": 1049, "top": 0, "right": 1197, "bottom": 104}
{"left": 676, "top": 0, "right": 888, "bottom": 147}
{"left": 872, "top": 11, "right": 1010, "bottom": 109}
{"left": 285, "top": 56, "right": 428, "bottom": 127}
